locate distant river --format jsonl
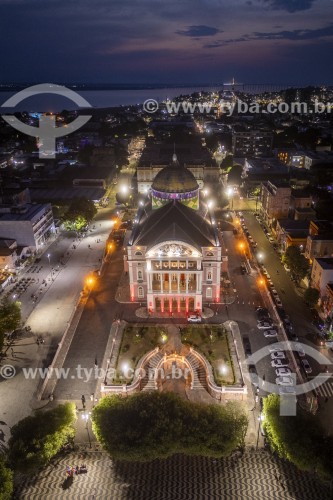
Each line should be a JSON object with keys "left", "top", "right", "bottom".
{"left": 0, "top": 86, "right": 218, "bottom": 112}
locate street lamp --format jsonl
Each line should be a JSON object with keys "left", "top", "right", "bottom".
{"left": 47, "top": 253, "right": 51, "bottom": 266}
{"left": 226, "top": 187, "right": 234, "bottom": 209}
{"left": 256, "top": 413, "right": 265, "bottom": 450}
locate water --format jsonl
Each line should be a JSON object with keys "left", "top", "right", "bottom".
{"left": 0, "top": 86, "right": 219, "bottom": 113}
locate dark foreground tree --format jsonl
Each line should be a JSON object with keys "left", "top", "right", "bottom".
{"left": 227, "top": 164, "right": 243, "bottom": 186}
{"left": 304, "top": 287, "right": 320, "bottom": 307}
{"left": 0, "top": 456, "right": 13, "bottom": 500}
{"left": 92, "top": 392, "right": 248, "bottom": 462}
{"left": 263, "top": 394, "right": 333, "bottom": 478}
{"left": 8, "top": 403, "right": 76, "bottom": 474}
{"left": 0, "top": 299, "right": 21, "bottom": 352}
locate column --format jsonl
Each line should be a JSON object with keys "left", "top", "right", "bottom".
{"left": 169, "top": 272, "right": 172, "bottom": 293}
{"left": 196, "top": 272, "right": 200, "bottom": 293}
{"left": 161, "top": 297, "right": 164, "bottom": 313}
{"left": 185, "top": 297, "right": 189, "bottom": 313}
{"left": 160, "top": 273, "right": 163, "bottom": 293}
{"left": 186, "top": 273, "right": 189, "bottom": 294}
{"left": 177, "top": 297, "right": 180, "bottom": 312}
{"left": 177, "top": 274, "right": 180, "bottom": 293}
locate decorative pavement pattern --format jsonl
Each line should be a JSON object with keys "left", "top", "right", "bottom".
{"left": 15, "top": 449, "right": 330, "bottom": 500}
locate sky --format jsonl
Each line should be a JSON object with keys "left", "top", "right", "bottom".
{"left": 1, "top": 0, "right": 333, "bottom": 84}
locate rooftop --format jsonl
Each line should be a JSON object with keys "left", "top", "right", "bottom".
{"left": 315, "top": 258, "right": 333, "bottom": 270}
{"left": 0, "top": 203, "right": 51, "bottom": 222}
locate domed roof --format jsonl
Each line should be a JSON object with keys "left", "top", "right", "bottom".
{"left": 152, "top": 161, "right": 199, "bottom": 194}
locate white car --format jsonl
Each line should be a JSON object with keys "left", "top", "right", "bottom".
{"left": 257, "top": 321, "right": 273, "bottom": 330}
{"left": 264, "top": 329, "right": 278, "bottom": 338}
{"left": 271, "top": 289, "right": 278, "bottom": 297}
{"left": 275, "top": 367, "right": 292, "bottom": 377}
{"left": 271, "top": 359, "right": 289, "bottom": 368}
{"left": 187, "top": 315, "right": 202, "bottom": 323}
{"left": 278, "top": 386, "right": 296, "bottom": 395}
{"left": 276, "top": 376, "right": 294, "bottom": 386}
{"left": 268, "top": 343, "right": 284, "bottom": 353}
{"left": 271, "top": 351, "right": 285, "bottom": 359}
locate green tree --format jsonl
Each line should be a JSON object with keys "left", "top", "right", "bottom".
{"left": 63, "top": 197, "right": 97, "bottom": 231}
{"left": 0, "top": 299, "right": 21, "bottom": 352}
{"left": 282, "top": 246, "right": 309, "bottom": 282}
{"left": 92, "top": 392, "right": 248, "bottom": 462}
{"left": 0, "top": 456, "right": 13, "bottom": 500}
{"left": 8, "top": 403, "right": 76, "bottom": 474}
{"left": 304, "top": 287, "right": 320, "bottom": 307}
{"left": 263, "top": 394, "right": 333, "bottom": 478}
{"left": 227, "top": 164, "right": 243, "bottom": 186}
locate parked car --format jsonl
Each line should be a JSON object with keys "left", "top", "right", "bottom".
{"left": 275, "top": 367, "right": 292, "bottom": 377}
{"left": 256, "top": 307, "right": 270, "bottom": 321}
{"left": 268, "top": 236, "right": 274, "bottom": 244}
{"left": 276, "top": 376, "right": 294, "bottom": 386}
{"left": 272, "top": 359, "right": 290, "bottom": 368}
{"left": 258, "top": 321, "right": 273, "bottom": 330}
{"left": 294, "top": 342, "right": 305, "bottom": 357}
{"left": 240, "top": 265, "right": 247, "bottom": 275}
{"left": 187, "top": 315, "right": 202, "bottom": 323}
{"left": 264, "top": 329, "right": 278, "bottom": 338}
{"left": 275, "top": 297, "right": 283, "bottom": 308}
{"left": 271, "top": 351, "right": 286, "bottom": 359}
{"left": 268, "top": 343, "right": 284, "bottom": 353}
{"left": 301, "top": 358, "right": 312, "bottom": 374}
{"left": 278, "top": 386, "right": 297, "bottom": 396}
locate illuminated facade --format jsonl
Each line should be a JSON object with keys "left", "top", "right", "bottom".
{"left": 126, "top": 160, "right": 222, "bottom": 315}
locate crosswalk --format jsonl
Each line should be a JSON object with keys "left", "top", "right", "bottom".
{"left": 309, "top": 379, "right": 333, "bottom": 398}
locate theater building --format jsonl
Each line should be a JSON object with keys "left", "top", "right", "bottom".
{"left": 126, "top": 156, "right": 222, "bottom": 315}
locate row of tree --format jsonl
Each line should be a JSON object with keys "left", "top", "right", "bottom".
{"left": 0, "top": 299, "right": 21, "bottom": 352}
{"left": 263, "top": 394, "right": 333, "bottom": 479}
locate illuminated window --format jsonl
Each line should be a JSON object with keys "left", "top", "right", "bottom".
{"left": 138, "top": 286, "right": 144, "bottom": 298}
{"left": 135, "top": 251, "right": 143, "bottom": 256}
{"left": 137, "top": 270, "right": 143, "bottom": 280}
{"left": 206, "top": 287, "right": 212, "bottom": 298}
{"left": 207, "top": 271, "right": 212, "bottom": 281}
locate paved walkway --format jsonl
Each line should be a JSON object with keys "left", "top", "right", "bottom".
{"left": 14, "top": 449, "right": 330, "bottom": 500}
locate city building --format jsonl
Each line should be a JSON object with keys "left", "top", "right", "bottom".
{"left": 260, "top": 181, "right": 292, "bottom": 225}
{"left": 0, "top": 203, "right": 55, "bottom": 252}
{"left": 305, "top": 221, "right": 333, "bottom": 263}
{"left": 136, "top": 142, "right": 219, "bottom": 194}
{"left": 126, "top": 157, "right": 223, "bottom": 315}
{"left": 275, "top": 219, "right": 309, "bottom": 252}
{"left": 0, "top": 238, "right": 18, "bottom": 271}
{"left": 311, "top": 257, "right": 333, "bottom": 296}
{"left": 232, "top": 129, "right": 273, "bottom": 157}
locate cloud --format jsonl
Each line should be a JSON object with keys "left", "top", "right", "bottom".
{"left": 176, "top": 25, "right": 221, "bottom": 37}
{"left": 260, "top": 0, "right": 317, "bottom": 13}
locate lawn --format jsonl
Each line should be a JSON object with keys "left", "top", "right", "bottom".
{"left": 113, "top": 325, "right": 168, "bottom": 384}
{"left": 180, "top": 325, "right": 235, "bottom": 386}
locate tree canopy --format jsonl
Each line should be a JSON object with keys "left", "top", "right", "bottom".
{"left": 92, "top": 392, "right": 248, "bottom": 462}
{"left": 282, "top": 246, "right": 309, "bottom": 282}
{"left": 8, "top": 403, "right": 76, "bottom": 474}
{"left": 63, "top": 197, "right": 97, "bottom": 231}
{"left": 0, "top": 299, "right": 21, "bottom": 352}
{"left": 0, "top": 456, "right": 13, "bottom": 500}
{"left": 263, "top": 394, "right": 333, "bottom": 479}
{"left": 304, "top": 287, "right": 320, "bottom": 307}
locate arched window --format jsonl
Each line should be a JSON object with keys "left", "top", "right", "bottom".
{"left": 207, "top": 271, "right": 212, "bottom": 281}
{"left": 206, "top": 252, "right": 214, "bottom": 257}
{"left": 138, "top": 286, "right": 144, "bottom": 298}
{"left": 135, "top": 251, "right": 143, "bottom": 256}
{"left": 137, "top": 270, "right": 143, "bottom": 280}
{"left": 206, "top": 287, "right": 212, "bottom": 298}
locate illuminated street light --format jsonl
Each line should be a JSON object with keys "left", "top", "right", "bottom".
{"left": 207, "top": 200, "right": 214, "bottom": 209}
{"left": 120, "top": 185, "right": 129, "bottom": 194}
